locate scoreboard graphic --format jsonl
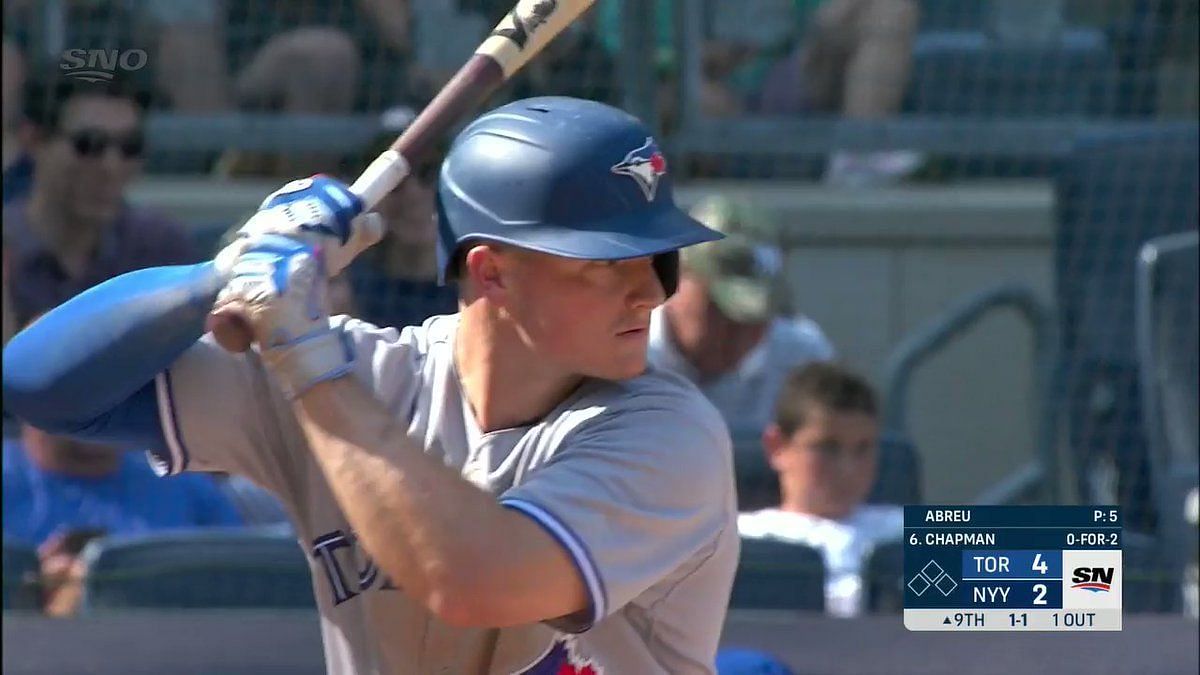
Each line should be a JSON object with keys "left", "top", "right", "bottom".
{"left": 904, "top": 506, "right": 1122, "bottom": 631}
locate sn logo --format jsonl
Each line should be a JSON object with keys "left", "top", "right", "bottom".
{"left": 1070, "top": 566, "right": 1114, "bottom": 593}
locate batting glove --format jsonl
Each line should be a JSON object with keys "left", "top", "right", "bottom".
{"left": 215, "top": 234, "right": 354, "bottom": 399}
{"left": 216, "top": 175, "right": 384, "bottom": 279}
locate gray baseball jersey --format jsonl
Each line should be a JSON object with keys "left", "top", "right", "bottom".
{"left": 149, "top": 313, "right": 739, "bottom": 674}
{"left": 646, "top": 306, "right": 835, "bottom": 436}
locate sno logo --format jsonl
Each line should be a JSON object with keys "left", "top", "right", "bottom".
{"left": 1070, "top": 566, "right": 1114, "bottom": 593}
{"left": 60, "top": 49, "right": 149, "bottom": 82}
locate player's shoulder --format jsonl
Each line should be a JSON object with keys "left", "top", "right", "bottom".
{"left": 333, "top": 312, "right": 459, "bottom": 355}
{"left": 330, "top": 313, "right": 459, "bottom": 399}
{"left": 582, "top": 364, "right": 729, "bottom": 437}
{"left": 550, "top": 365, "right": 733, "bottom": 476}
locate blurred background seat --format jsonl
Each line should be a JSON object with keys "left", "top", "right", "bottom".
{"left": 906, "top": 29, "right": 1116, "bottom": 118}
{"left": 730, "top": 537, "right": 826, "bottom": 611}
{"left": 863, "top": 539, "right": 905, "bottom": 613}
{"left": 78, "top": 528, "right": 315, "bottom": 612}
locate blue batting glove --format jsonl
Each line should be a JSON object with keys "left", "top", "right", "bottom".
{"left": 217, "top": 175, "right": 384, "bottom": 278}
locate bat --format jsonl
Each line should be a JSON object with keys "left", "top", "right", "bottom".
{"left": 208, "top": 0, "right": 597, "bottom": 352}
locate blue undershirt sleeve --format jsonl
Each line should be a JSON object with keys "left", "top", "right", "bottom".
{"left": 2, "top": 262, "right": 226, "bottom": 452}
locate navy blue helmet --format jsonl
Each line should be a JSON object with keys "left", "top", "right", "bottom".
{"left": 435, "top": 96, "right": 721, "bottom": 295}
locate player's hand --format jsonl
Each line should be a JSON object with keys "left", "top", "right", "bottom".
{"left": 214, "top": 234, "right": 354, "bottom": 398}
{"left": 216, "top": 175, "right": 384, "bottom": 279}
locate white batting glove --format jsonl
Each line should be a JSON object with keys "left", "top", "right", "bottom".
{"left": 216, "top": 175, "right": 384, "bottom": 279}
{"left": 214, "top": 234, "right": 354, "bottom": 399}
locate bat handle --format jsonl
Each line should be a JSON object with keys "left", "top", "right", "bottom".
{"left": 349, "top": 149, "right": 411, "bottom": 211}
{"left": 208, "top": 151, "right": 412, "bottom": 353}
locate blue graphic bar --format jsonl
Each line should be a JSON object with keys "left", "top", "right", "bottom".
{"left": 906, "top": 505, "right": 1121, "bottom": 528}
{"left": 960, "top": 550, "right": 1062, "bottom": 580}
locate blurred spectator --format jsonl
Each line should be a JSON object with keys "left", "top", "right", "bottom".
{"left": 596, "top": 0, "right": 748, "bottom": 125}
{"left": 756, "top": 0, "right": 922, "bottom": 186}
{"left": 648, "top": 196, "right": 834, "bottom": 436}
{"left": 3, "top": 73, "right": 198, "bottom": 330}
{"left": 497, "top": 6, "right": 619, "bottom": 106}
{"left": 737, "top": 362, "right": 902, "bottom": 617}
{"left": 217, "top": 0, "right": 385, "bottom": 176}
{"left": 340, "top": 108, "right": 458, "bottom": 329}
{"left": 5, "top": 0, "right": 375, "bottom": 176}
{"left": 3, "top": 37, "right": 34, "bottom": 204}
{"left": 2, "top": 419, "right": 243, "bottom": 550}
{"left": 595, "top": 0, "right": 921, "bottom": 176}
{"left": 35, "top": 527, "right": 106, "bottom": 617}
{"left": 3, "top": 0, "right": 369, "bottom": 115}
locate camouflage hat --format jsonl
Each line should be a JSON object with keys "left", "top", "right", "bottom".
{"left": 681, "top": 196, "right": 784, "bottom": 323}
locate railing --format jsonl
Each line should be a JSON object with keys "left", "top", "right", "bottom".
{"left": 1135, "top": 230, "right": 1199, "bottom": 574}
{"left": 880, "top": 282, "right": 1060, "bottom": 504}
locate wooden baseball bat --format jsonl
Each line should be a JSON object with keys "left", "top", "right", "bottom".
{"left": 208, "top": 0, "right": 597, "bottom": 352}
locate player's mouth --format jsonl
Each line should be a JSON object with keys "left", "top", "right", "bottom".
{"left": 617, "top": 326, "right": 649, "bottom": 337}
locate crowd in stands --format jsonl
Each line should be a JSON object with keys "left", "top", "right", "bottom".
{"left": 1, "top": 8, "right": 1195, "bottom": 675}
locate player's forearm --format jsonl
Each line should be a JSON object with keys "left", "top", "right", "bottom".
{"left": 2, "top": 263, "right": 223, "bottom": 431}
{"left": 291, "top": 376, "right": 581, "bottom": 626}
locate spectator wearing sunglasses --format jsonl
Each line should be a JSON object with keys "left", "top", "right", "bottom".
{"left": 1, "top": 73, "right": 199, "bottom": 329}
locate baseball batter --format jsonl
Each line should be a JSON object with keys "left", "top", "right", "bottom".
{"left": 4, "top": 97, "right": 739, "bottom": 674}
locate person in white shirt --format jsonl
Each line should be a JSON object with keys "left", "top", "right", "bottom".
{"left": 647, "top": 196, "right": 834, "bottom": 439}
{"left": 737, "top": 362, "right": 902, "bottom": 617}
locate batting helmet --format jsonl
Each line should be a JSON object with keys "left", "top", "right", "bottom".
{"left": 435, "top": 96, "right": 721, "bottom": 295}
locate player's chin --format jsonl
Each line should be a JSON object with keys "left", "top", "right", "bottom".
{"left": 592, "top": 351, "right": 648, "bottom": 381}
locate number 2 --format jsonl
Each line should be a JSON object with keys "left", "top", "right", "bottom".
{"left": 1033, "top": 584, "right": 1047, "bottom": 605}
{"left": 1032, "top": 553, "right": 1048, "bottom": 575}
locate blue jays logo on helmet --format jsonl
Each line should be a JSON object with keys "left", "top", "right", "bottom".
{"left": 610, "top": 136, "right": 668, "bottom": 202}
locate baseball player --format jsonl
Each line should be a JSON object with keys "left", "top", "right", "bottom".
{"left": 4, "top": 97, "right": 740, "bottom": 674}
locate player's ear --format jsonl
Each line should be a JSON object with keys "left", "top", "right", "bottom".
{"left": 464, "top": 244, "right": 510, "bottom": 305}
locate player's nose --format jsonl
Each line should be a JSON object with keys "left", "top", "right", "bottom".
{"left": 626, "top": 257, "right": 666, "bottom": 309}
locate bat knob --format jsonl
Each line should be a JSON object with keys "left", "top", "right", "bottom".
{"left": 207, "top": 310, "right": 254, "bottom": 353}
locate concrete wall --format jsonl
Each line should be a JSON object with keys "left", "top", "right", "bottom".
{"left": 128, "top": 178, "right": 1059, "bottom": 503}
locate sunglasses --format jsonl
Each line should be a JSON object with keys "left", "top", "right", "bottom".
{"left": 65, "top": 128, "right": 145, "bottom": 159}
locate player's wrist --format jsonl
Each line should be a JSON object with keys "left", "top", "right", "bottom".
{"left": 261, "top": 327, "right": 355, "bottom": 399}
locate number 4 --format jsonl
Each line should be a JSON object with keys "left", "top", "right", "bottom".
{"left": 1032, "top": 553, "right": 1048, "bottom": 575}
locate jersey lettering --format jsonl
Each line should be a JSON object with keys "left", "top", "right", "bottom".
{"left": 312, "top": 530, "right": 359, "bottom": 605}
{"left": 311, "top": 528, "right": 401, "bottom": 605}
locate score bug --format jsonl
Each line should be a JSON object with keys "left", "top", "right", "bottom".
{"left": 1066, "top": 532, "right": 1120, "bottom": 547}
